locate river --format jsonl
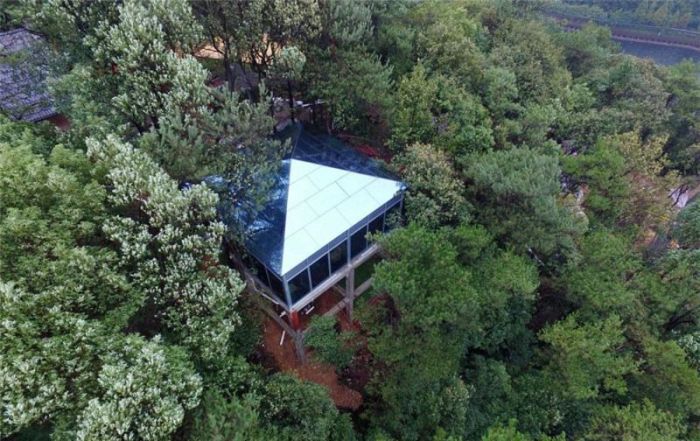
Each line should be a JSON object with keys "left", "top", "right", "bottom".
{"left": 617, "top": 39, "right": 700, "bottom": 66}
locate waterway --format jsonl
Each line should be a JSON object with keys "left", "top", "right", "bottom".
{"left": 617, "top": 39, "right": 700, "bottom": 66}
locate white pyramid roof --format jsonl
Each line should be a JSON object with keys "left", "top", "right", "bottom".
{"left": 280, "top": 159, "right": 403, "bottom": 274}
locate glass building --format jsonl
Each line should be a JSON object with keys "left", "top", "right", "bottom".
{"left": 218, "top": 124, "right": 405, "bottom": 311}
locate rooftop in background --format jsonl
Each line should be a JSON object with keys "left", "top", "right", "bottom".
{"left": 0, "top": 27, "right": 42, "bottom": 54}
{"left": 0, "top": 28, "right": 57, "bottom": 123}
{"left": 217, "top": 124, "right": 405, "bottom": 280}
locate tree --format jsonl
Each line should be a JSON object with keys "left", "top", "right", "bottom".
{"left": 390, "top": 65, "right": 493, "bottom": 155}
{"left": 652, "top": 249, "right": 700, "bottom": 333}
{"left": 675, "top": 202, "right": 700, "bottom": 249}
{"left": 539, "top": 314, "right": 637, "bottom": 400}
{"left": 192, "top": 0, "right": 321, "bottom": 91}
{"left": 362, "top": 225, "right": 476, "bottom": 440}
{"left": 86, "top": 0, "right": 204, "bottom": 132}
{"left": 308, "top": 48, "right": 394, "bottom": 136}
{"left": 585, "top": 57, "right": 670, "bottom": 136}
{"left": 37, "top": 0, "right": 203, "bottom": 141}
{"left": 406, "top": 0, "right": 487, "bottom": 89}
{"left": 490, "top": 19, "right": 571, "bottom": 105}
{"left": 464, "top": 148, "right": 586, "bottom": 262}
{"left": 481, "top": 420, "right": 564, "bottom": 441}
{"left": 21, "top": 0, "right": 121, "bottom": 62}
{"left": 188, "top": 388, "right": 263, "bottom": 441}
{"left": 562, "top": 230, "right": 641, "bottom": 320}
{"left": 74, "top": 336, "right": 202, "bottom": 441}
{"left": 0, "top": 135, "right": 127, "bottom": 438}
{"left": 481, "top": 421, "right": 531, "bottom": 441}
{"left": 259, "top": 373, "right": 340, "bottom": 441}
{"left": 663, "top": 61, "right": 700, "bottom": 175}
{"left": 562, "top": 139, "right": 629, "bottom": 225}
{"left": 363, "top": 224, "right": 538, "bottom": 440}
{"left": 305, "top": 315, "right": 355, "bottom": 371}
{"left": 582, "top": 400, "right": 683, "bottom": 441}
{"left": 631, "top": 337, "right": 700, "bottom": 417}
{"left": 0, "top": 137, "right": 207, "bottom": 440}
{"left": 138, "top": 86, "right": 282, "bottom": 185}
{"left": 87, "top": 135, "right": 245, "bottom": 362}
{"left": 553, "top": 24, "right": 615, "bottom": 78}
{"left": 393, "top": 143, "right": 470, "bottom": 228}
{"left": 390, "top": 64, "right": 438, "bottom": 150}
{"left": 606, "top": 132, "right": 678, "bottom": 232}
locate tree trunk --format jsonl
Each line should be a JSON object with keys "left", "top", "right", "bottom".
{"left": 287, "top": 79, "right": 295, "bottom": 122}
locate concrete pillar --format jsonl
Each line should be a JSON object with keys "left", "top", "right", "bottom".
{"left": 289, "top": 310, "right": 301, "bottom": 330}
{"left": 345, "top": 269, "right": 355, "bottom": 321}
{"left": 288, "top": 310, "right": 306, "bottom": 363}
{"left": 293, "top": 332, "right": 306, "bottom": 363}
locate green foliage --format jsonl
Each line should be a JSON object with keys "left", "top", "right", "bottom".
{"left": 83, "top": 0, "right": 204, "bottom": 131}
{"left": 631, "top": 337, "right": 700, "bottom": 417}
{"left": 192, "top": 0, "right": 321, "bottom": 89}
{"left": 5, "top": 0, "right": 700, "bottom": 439}
{"left": 308, "top": 48, "right": 393, "bottom": 136}
{"left": 259, "top": 373, "right": 340, "bottom": 441}
{"left": 305, "top": 315, "right": 355, "bottom": 370}
{"left": 490, "top": 18, "right": 571, "bottom": 104}
{"left": 562, "top": 140, "right": 629, "bottom": 224}
{"left": 464, "top": 148, "right": 586, "bottom": 261}
{"left": 374, "top": 224, "right": 476, "bottom": 329}
{"left": 364, "top": 223, "right": 539, "bottom": 440}
{"left": 664, "top": 61, "right": 700, "bottom": 175}
{"left": 655, "top": 249, "right": 700, "bottom": 333}
{"left": 540, "top": 314, "right": 637, "bottom": 400}
{"left": 87, "top": 135, "right": 245, "bottom": 362}
{"left": 394, "top": 143, "right": 471, "bottom": 228}
{"left": 189, "top": 389, "right": 262, "bottom": 441}
{"left": 0, "top": 116, "right": 57, "bottom": 156}
{"left": 138, "top": 87, "right": 282, "bottom": 183}
{"left": 390, "top": 64, "right": 438, "bottom": 150}
{"left": 481, "top": 420, "right": 564, "bottom": 441}
{"left": 582, "top": 400, "right": 684, "bottom": 441}
{"left": 463, "top": 358, "right": 514, "bottom": 439}
{"left": 408, "top": 0, "right": 487, "bottom": 87}
{"left": 554, "top": 24, "right": 615, "bottom": 78}
{"left": 74, "top": 336, "right": 202, "bottom": 441}
{"left": 390, "top": 64, "right": 493, "bottom": 154}
{"left": 675, "top": 202, "right": 700, "bottom": 249}
{"left": 562, "top": 230, "right": 640, "bottom": 319}
{"left": 586, "top": 57, "right": 670, "bottom": 136}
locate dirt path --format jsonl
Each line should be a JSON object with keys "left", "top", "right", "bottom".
{"left": 260, "top": 317, "right": 363, "bottom": 410}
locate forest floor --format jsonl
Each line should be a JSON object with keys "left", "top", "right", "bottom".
{"left": 259, "top": 292, "right": 364, "bottom": 411}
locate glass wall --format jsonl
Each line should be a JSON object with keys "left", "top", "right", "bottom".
{"left": 330, "top": 242, "right": 347, "bottom": 273}
{"left": 350, "top": 226, "right": 368, "bottom": 259}
{"left": 310, "top": 254, "right": 330, "bottom": 288}
{"left": 289, "top": 269, "right": 310, "bottom": 304}
{"left": 268, "top": 272, "right": 285, "bottom": 301}
{"left": 368, "top": 213, "right": 384, "bottom": 235}
{"left": 248, "top": 196, "right": 404, "bottom": 309}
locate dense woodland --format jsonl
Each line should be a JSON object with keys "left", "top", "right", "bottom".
{"left": 555, "top": 0, "right": 700, "bottom": 30}
{"left": 1, "top": 1, "right": 700, "bottom": 440}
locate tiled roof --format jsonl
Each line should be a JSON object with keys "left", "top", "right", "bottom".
{"left": 0, "top": 28, "right": 42, "bottom": 55}
{"left": 0, "top": 28, "right": 57, "bottom": 122}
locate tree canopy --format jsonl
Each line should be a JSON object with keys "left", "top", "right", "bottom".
{"left": 3, "top": 1, "right": 700, "bottom": 440}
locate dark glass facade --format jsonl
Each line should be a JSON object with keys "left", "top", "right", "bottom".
{"left": 310, "top": 255, "right": 330, "bottom": 288}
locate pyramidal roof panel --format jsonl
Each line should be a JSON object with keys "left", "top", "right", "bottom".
{"left": 281, "top": 159, "right": 403, "bottom": 274}
{"left": 223, "top": 124, "right": 405, "bottom": 279}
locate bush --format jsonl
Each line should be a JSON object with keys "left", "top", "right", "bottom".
{"left": 305, "top": 315, "right": 355, "bottom": 370}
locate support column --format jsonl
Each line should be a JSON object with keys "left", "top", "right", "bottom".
{"left": 289, "top": 310, "right": 301, "bottom": 330}
{"left": 293, "top": 332, "right": 306, "bottom": 362}
{"left": 345, "top": 268, "right": 355, "bottom": 321}
{"left": 288, "top": 310, "right": 306, "bottom": 363}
